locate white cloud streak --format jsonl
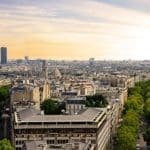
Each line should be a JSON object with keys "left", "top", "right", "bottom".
{"left": 1, "top": 0, "right": 150, "bottom": 59}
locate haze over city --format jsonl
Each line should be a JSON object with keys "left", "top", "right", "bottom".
{"left": 1, "top": 0, "right": 150, "bottom": 60}
{"left": 1, "top": 1, "right": 150, "bottom": 149}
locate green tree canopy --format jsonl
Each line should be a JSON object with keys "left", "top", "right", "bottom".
{"left": 85, "top": 94, "right": 107, "bottom": 107}
{"left": 117, "top": 125, "right": 137, "bottom": 150}
{"left": 0, "top": 86, "right": 9, "bottom": 115}
{"left": 123, "top": 109, "right": 140, "bottom": 132}
{"left": 41, "top": 99, "right": 65, "bottom": 115}
{"left": 139, "top": 80, "right": 150, "bottom": 100}
{"left": 0, "top": 87, "right": 9, "bottom": 99}
{"left": 0, "top": 139, "right": 14, "bottom": 150}
{"left": 124, "top": 95, "right": 143, "bottom": 114}
{"left": 144, "top": 98, "right": 150, "bottom": 122}
{"left": 128, "top": 86, "right": 142, "bottom": 96}
{"left": 144, "top": 127, "right": 150, "bottom": 144}
{"left": 117, "top": 80, "right": 150, "bottom": 149}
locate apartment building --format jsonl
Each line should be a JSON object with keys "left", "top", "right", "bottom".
{"left": 11, "top": 84, "right": 40, "bottom": 107}
{"left": 14, "top": 107, "right": 111, "bottom": 150}
{"left": 23, "top": 140, "right": 94, "bottom": 150}
{"left": 11, "top": 79, "right": 51, "bottom": 109}
{"left": 65, "top": 97, "right": 86, "bottom": 115}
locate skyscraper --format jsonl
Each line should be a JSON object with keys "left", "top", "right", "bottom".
{"left": 41, "top": 60, "right": 48, "bottom": 79}
{"left": 1, "top": 47, "right": 7, "bottom": 64}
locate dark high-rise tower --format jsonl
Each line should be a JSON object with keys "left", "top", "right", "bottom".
{"left": 41, "top": 60, "right": 48, "bottom": 79}
{"left": 1, "top": 47, "right": 7, "bottom": 64}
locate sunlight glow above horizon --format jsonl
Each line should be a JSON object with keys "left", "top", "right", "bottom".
{"left": 1, "top": 0, "right": 150, "bottom": 60}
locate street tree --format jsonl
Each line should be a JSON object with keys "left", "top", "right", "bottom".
{"left": 0, "top": 139, "right": 13, "bottom": 150}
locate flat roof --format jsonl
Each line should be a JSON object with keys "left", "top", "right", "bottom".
{"left": 15, "top": 107, "right": 106, "bottom": 123}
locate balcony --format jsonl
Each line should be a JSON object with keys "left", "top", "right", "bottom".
{"left": 15, "top": 124, "right": 97, "bottom": 129}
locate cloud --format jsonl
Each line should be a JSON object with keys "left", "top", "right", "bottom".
{"left": 1, "top": 0, "right": 150, "bottom": 60}
{"left": 95, "top": 0, "right": 150, "bottom": 14}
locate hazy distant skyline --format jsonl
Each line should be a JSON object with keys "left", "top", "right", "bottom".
{"left": 1, "top": 0, "right": 150, "bottom": 60}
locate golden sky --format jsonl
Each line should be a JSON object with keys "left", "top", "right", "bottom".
{"left": 1, "top": 0, "right": 150, "bottom": 60}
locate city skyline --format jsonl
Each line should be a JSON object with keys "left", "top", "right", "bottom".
{"left": 1, "top": 0, "right": 150, "bottom": 60}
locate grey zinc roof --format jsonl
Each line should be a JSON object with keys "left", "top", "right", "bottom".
{"left": 18, "top": 108, "right": 41, "bottom": 120}
{"left": 15, "top": 107, "right": 105, "bottom": 123}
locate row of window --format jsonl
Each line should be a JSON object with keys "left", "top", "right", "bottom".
{"left": 47, "top": 139, "right": 68, "bottom": 144}
{"left": 15, "top": 128, "right": 96, "bottom": 134}
{"left": 16, "top": 140, "right": 24, "bottom": 145}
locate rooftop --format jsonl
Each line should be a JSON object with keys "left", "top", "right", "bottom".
{"left": 15, "top": 107, "right": 106, "bottom": 123}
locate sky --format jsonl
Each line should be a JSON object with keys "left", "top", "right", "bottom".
{"left": 1, "top": 0, "right": 150, "bottom": 60}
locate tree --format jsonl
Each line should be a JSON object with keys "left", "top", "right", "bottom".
{"left": 124, "top": 95, "right": 142, "bottom": 114}
{"left": 144, "top": 127, "right": 150, "bottom": 145}
{"left": 116, "top": 80, "right": 150, "bottom": 149}
{"left": 0, "top": 86, "right": 9, "bottom": 115}
{"left": 145, "top": 92, "right": 150, "bottom": 100}
{"left": 85, "top": 94, "right": 107, "bottom": 107}
{"left": 41, "top": 99, "right": 65, "bottom": 115}
{"left": 128, "top": 86, "right": 141, "bottom": 96}
{"left": 139, "top": 81, "right": 150, "bottom": 100}
{"left": 116, "top": 81, "right": 144, "bottom": 149}
{"left": 144, "top": 98, "right": 150, "bottom": 122}
{"left": 123, "top": 110, "right": 140, "bottom": 132}
{"left": 0, "top": 139, "right": 14, "bottom": 150}
{"left": 117, "top": 125, "right": 137, "bottom": 150}
{"left": 0, "top": 86, "right": 9, "bottom": 100}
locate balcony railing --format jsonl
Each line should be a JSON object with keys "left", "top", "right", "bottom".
{"left": 15, "top": 124, "right": 97, "bottom": 129}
